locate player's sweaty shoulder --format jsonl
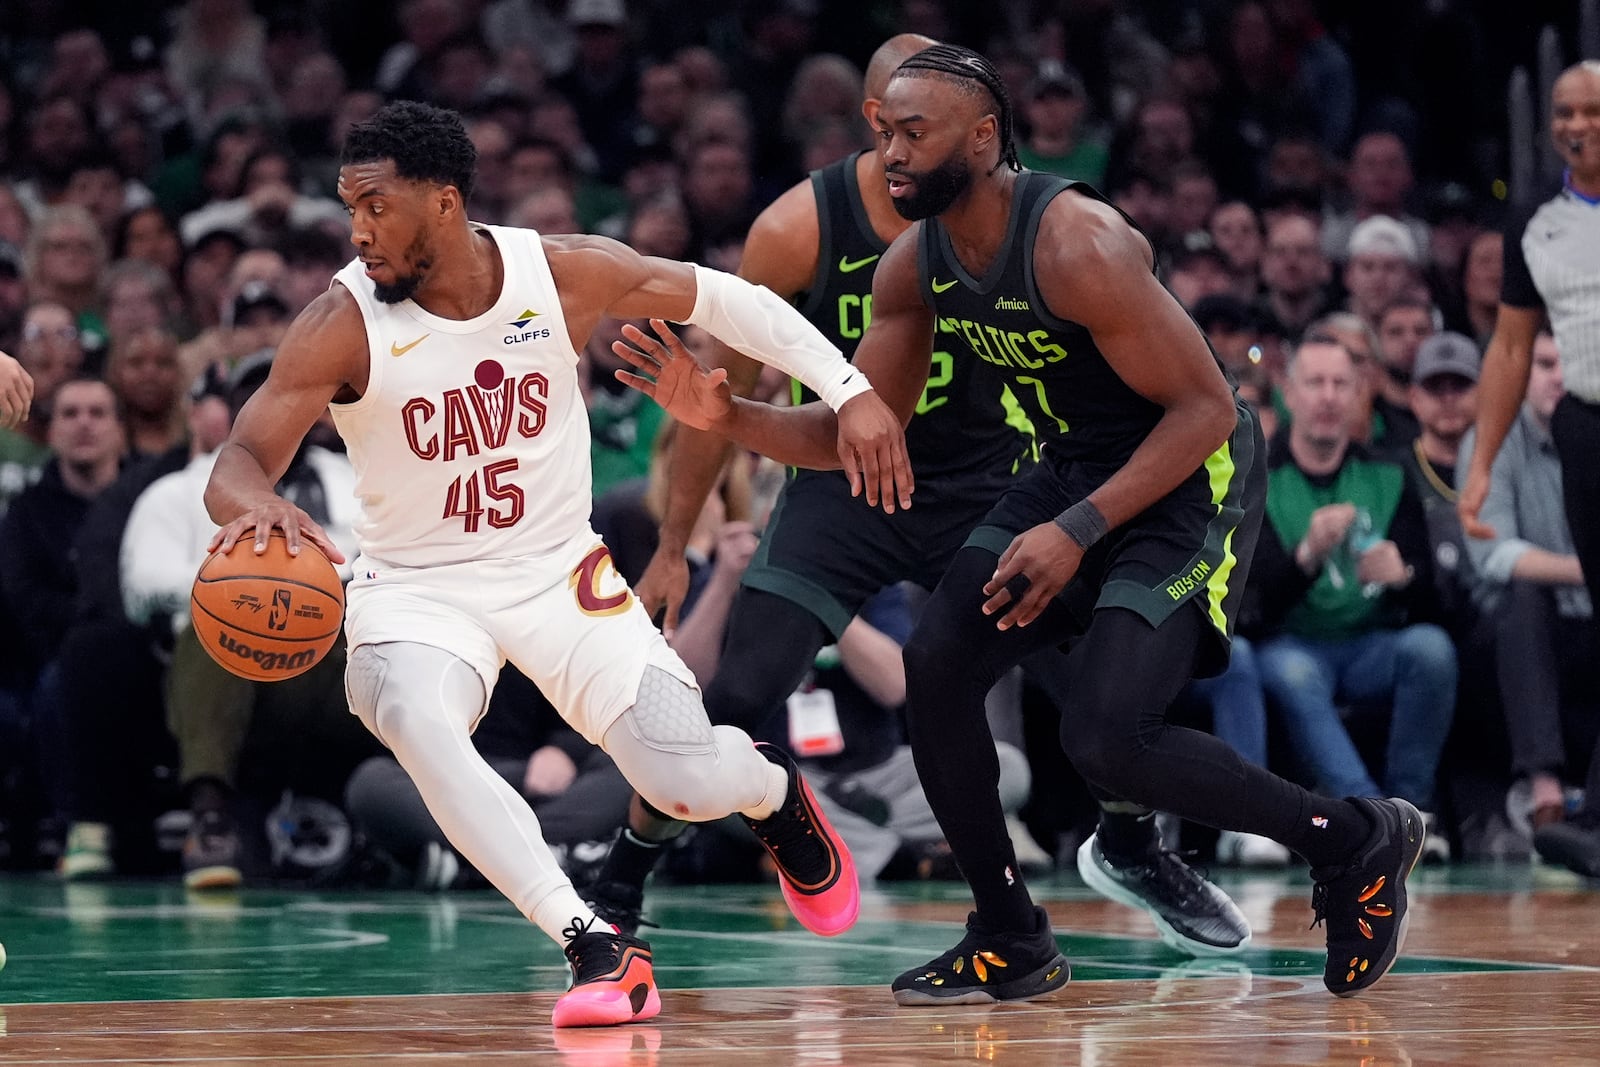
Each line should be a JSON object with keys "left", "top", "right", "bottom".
{"left": 279, "top": 284, "right": 371, "bottom": 390}
{"left": 1033, "top": 192, "right": 1154, "bottom": 320}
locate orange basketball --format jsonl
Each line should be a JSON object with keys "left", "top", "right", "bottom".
{"left": 190, "top": 529, "right": 345, "bottom": 681}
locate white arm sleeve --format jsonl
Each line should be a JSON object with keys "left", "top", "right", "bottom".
{"left": 683, "top": 263, "right": 874, "bottom": 411}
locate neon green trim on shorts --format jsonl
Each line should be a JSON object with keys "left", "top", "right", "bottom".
{"left": 1203, "top": 440, "right": 1240, "bottom": 634}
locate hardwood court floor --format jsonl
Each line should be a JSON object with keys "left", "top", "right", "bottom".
{"left": 1, "top": 864, "right": 1597, "bottom": 1065}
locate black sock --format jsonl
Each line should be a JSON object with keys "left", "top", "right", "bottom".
{"left": 1095, "top": 803, "right": 1159, "bottom": 864}
{"left": 595, "top": 828, "right": 668, "bottom": 890}
{"left": 969, "top": 843, "right": 1038, "bottom": 933}
{"left": 1282, "top": 795, "right": 1374, "bottom": 868}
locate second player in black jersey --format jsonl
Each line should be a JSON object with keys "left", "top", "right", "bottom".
{"left": 589, "top": 37, "right": 1252, "bottom": 961}
{"left": 615, "top": 43, "right": 1428, "bottom": 1006}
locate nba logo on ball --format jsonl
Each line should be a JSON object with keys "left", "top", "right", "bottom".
{"left": 191, "top": 530, "right": 345, "bottom": 681}
{"left": 268, "top": 587, "right": 292, "bottom": 631}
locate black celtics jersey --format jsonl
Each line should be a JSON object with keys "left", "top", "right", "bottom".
{"left": 917, "top": 171, "right": 1164, "bottom": 467}
{"left": 794, "top": 151, "right": 1031, "bottom": 491}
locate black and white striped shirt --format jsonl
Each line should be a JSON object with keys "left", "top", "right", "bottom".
{"left": 1504, "top": 184, "right": 1600, "bottom": 404}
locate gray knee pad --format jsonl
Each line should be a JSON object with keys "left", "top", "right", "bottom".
{"left": 624, "top": 665, "right": 715, "bottom": 754}
{"left": 346, "top": 643, "right": 486, "bottom": 748}
{"left": 607, "top": 667, "right": 749, "bottom": 821}
{"left": 345, "top": 644, "right": 389, "bottom": 738}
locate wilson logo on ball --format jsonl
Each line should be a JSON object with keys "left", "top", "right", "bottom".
{"left": 215, "top": 631, "right": 318, "bottom": 674}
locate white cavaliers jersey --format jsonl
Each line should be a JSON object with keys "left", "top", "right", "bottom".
{"left": 330, "top": 225, "right": 591, "bottom": 575}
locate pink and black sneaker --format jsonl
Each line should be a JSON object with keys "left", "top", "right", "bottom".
{"left": 552, "top": 916, "right": 661, "bottom": 1028}
{"left": 741, "top": 742, "right": 860, "bottom": 937}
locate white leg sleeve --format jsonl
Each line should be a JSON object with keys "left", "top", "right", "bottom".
{"left": 346, "top": 642, "right": 596, "bottom": 944}
{"left": 599, "top": 665, "right": 788, "bottom": 821}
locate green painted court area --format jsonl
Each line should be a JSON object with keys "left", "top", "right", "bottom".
{"left": 0, "top": 869, "right": 1551, "bottom": 1005}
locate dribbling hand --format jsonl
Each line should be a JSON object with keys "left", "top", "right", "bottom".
{"left": 209, "top": 498, "right": 346, "bottom": 564}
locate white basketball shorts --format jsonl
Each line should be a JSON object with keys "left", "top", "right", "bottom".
{"left": 343, "top": 530, "right": 698, "bottom": 744}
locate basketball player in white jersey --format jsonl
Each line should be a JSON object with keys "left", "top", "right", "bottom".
{"left": 201, "top": 101, "right": 908, "bottom": 1029}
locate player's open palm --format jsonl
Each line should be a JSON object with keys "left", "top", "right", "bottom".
{"left": 982, "top": 521, "right": 1084, "bottom": 630}
{"left": 611, "top": 319, "right": 732, "bottom": 431}
{"left": 836, "top": 391, "right": 912, "bottom": 513}
{"left": 635, "top": 546, "right": 690, "bottom": 637}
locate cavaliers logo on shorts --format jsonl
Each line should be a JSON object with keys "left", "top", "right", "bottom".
{"left": 569, "top": 545, "right": 634, "bottom": 617}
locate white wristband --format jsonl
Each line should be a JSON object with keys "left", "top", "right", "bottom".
{"left": 685, "top": 263, "right": 873, "bottom": 412}
{"left": 819, "top": 366, "right": 874, "bottom": 411}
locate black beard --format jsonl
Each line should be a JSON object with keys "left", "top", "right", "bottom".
{"left": 372, "top": 273, "right": 423, "bottom": 304}
{"left": 373, "top": 242, "right": 432, "bottom": 304}
{"left": 371, "top": 275, "right": 422, "bottom": 303}
{"left": 891, "top": 155, "right": 973, "bottom": 220}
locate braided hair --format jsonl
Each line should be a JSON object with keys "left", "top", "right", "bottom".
{"left": 893, "top": 44, "right": 1019, "bottom": 173}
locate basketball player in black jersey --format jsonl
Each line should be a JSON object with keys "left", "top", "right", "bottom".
{"left": 613, "top": 44, "right": 1426, "bottom": 1003}
{"left": 586, "top": 35, "right": 1251, "bottom": 959}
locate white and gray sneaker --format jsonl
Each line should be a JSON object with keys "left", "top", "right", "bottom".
{"left": 1215, "top": 830, "right": 1293, "bottom": 868}
{"left": 1418, "top": 812, "right": 1452, "bottom": 865}
{"left": 415, "top": 841, "right": 461, "bottom": 892}
{"left": 1077, "top": 832, "right": 1251, "bottom": 956}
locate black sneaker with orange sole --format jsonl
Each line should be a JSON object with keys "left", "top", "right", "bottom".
{"left": 892, "top": 905, "right": 1070, "bottom": 1005}
{"left": 1309, "top": 796, "right": 1425, "bottom": 997}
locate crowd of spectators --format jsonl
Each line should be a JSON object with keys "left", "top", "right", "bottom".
{"left": 0, "top": 0, "right": 1593, "bottom": 889}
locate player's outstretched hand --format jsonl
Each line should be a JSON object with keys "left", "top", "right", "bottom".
{"left": 208, "top": 497, "right": 347, "bottom": 564}
{"left": 635, "top": 545, "right": 691, "bottom": 638}
{"left": 612, "top": 319, "right": 732, "bottom": 431}
{"left": 835, "top": 391, "right": 912, "bottom": 513}
{"left": 0, "top": 352, "right": 34, "bottom": 431}
{"left": 982, "top": 521, "right": 1084, "bottom": 630}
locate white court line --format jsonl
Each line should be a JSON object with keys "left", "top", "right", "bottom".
{"left": 5, "top": 928, "right": 388, "bottom": 963}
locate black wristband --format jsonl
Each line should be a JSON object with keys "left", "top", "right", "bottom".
{"left": 1053, "top": 498, "right": 1109, "bottom": 550}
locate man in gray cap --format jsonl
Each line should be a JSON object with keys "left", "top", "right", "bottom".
{"left": 1393, "top": 331, "right": 1497, "bottom": 858}
{"left": 1407, "top": 332, "right": 1480, "bottom": 496}
{"left": 1400, "top": 331, "right": 1482, "bottom": 630}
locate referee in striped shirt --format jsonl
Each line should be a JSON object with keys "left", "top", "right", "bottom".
{"left": 1460, "top": 60, "right": 1600, "bottom": 876}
